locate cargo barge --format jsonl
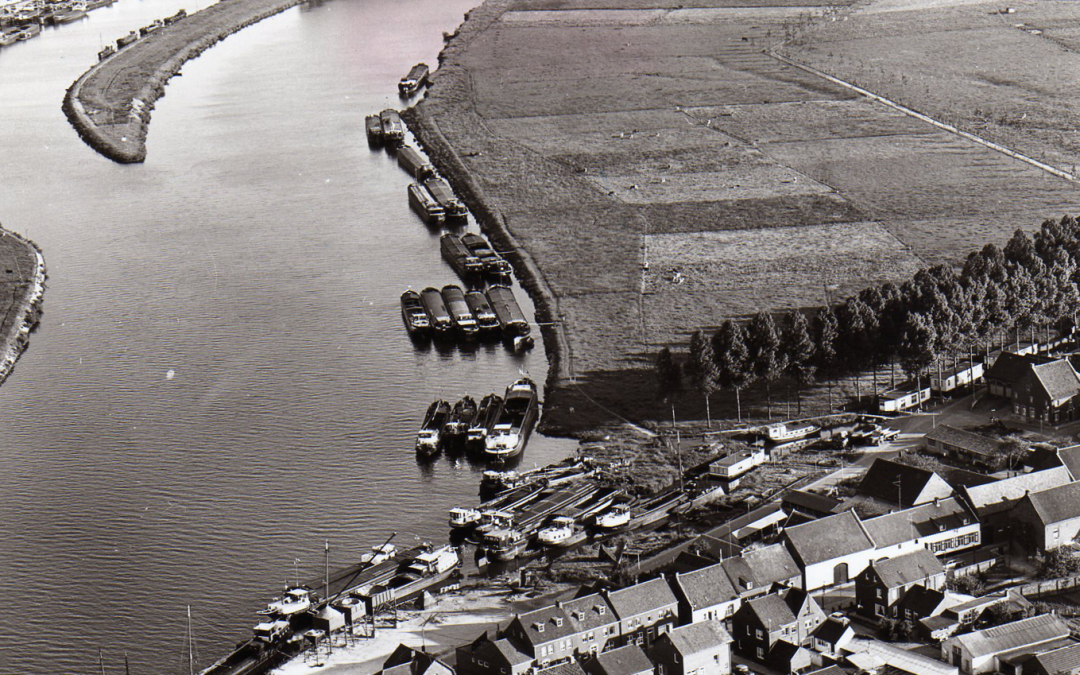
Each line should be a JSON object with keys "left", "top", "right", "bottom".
{"left": 419, "top": 287, "right": 453, "bottom": 336}
{"left": 379, "top": 109, "right": 405, "bottom": 144}
{"left": 443, "top": 395, "right": 477, "bottom": 446}
{"left": 400, "top": 289, "right": 431, "bottom": 337}
{"left": 461, "top": 233, "right": 512, "bottom": 278}
{"left": 466, "top": 392, "right": 503, "bottom": 452}
{"left": 484, "top": 378, "right": 538, "bottom": 460}
{"left": 423, "top": 177, "right": 467, "bottom": 220}
{"left": 408, "top": 183, "right": 445, "bottom": 225}
{"left": 398, "top": 62, "right": 430, "bottom": 97}
{"left": 416, "top": 399, "right": 451, "bottom": 456}
{"left": 464, "top": 290, "right": 500, "bottom": 334}
{"left": 397, "top": 145, "right": 435, "bottom": 180}
{"left": 485, "top": 285, "right": 530, "bottom": 337}
{"left": 365, "top": 115, "right": 382, "bottom": 144}
{"left": 441, "top": 284, "right": 479, "bottom": 339}
{"left": 440, "top": 234, "right": 483, "bottom": 279}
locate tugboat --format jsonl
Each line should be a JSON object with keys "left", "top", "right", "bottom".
{"left": 440, "top": 234, "right": 484, "bottom": 279}
{"left": 443, "top": 395, "right": 478, "bottom": 446}
{"left": 467, "top": 393, "right": 503, "bottom": 452}
{"left": 420, "top": 287, "right": 454, "bottom": 337}
{"left": 365, "top": 114, "right": 383, "bottom": 145}
{"left": 379, "top": 109, "right": 405, "bottom": 144}
{"left": 465, "top": 290, "right": 500, "bottom": 333}
{"left": 400, "top": 289, "right": 431, "bottom": 337}
{"left": 416, "top": 400, "right": 451, "bottom": 456}
{"left": 408, "top": 183, "right": 445, "bottom": 225}
{"left": 259, "top": 587, "right": 313, "bottom": 617}
{"left": 484, "top": 378, "right": 539, "bottom": 461}
{"left": 461, "top": 233, "right": 513, "bottom": 278}
{"left": 441, "top": 284, "right": 479, "bottom": 339}
{"left": 423, "top": 177, "right": 468, "bottom": 220}
{"left": 398, "top": 62, "right": 430, "bottom": 97}
{"left": 486, "top": 285, "right": 531, "bottom": 337}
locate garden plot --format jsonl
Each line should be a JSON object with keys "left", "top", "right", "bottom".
{"left": 587, "top": 165, "right": 833, "bottom": 204}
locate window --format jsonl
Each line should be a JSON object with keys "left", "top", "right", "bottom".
{"left": 756, "top": 629, "right": 764, "bottom": 640}
{"left": 554, "top": 617, "right": 563, "bottom": 627}
{"left": 757, "top": 647, "right": 765, "bottom": 659}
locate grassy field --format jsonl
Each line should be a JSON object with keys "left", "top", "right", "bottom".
{"left": 413, "top": 0, "right": 1080, "bottom": 434}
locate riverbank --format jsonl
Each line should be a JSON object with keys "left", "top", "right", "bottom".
{"left": 405, "top": 0, "right": 1080, "bottom": 435}
{"left": 0, "top": 226, "right": 46, "bottom": 386}
{"left": 63, "top": 0, "right": 308, "bottom": 163}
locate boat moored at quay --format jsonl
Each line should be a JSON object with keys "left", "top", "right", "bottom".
{"left": 423, "top": 177, "right": 467, "bottom": 220}
{"left": 365, "top": 114, "right": 382, "bottom": 144}
{"left": 400, "top": 289, "right": 431, "bottom": 336}
{"left": 461, "top": 233, "right": 512, "bottom": 278}
{"left": 378, "top": 109, "right": 405, "bottom": 144}
{"left": 440, "top": 234, "right": 483, "bottom": 279}
{"left": 398, "top": 62, "right": 430, "bottom": 97}
{"left": 440, "top": 284, "right": 479, "bottom": 338}
{"left": 443, "top": 395, "right": 477, "bottom": 445}
{"left": 464, "top": 290, "right": 500, "bottom": 333}
{"left": 419, "top": 286, "right": 453, "bottom": 336}
{"left": 416, "top": 399, "right": 451, "bottom": 455}
{"left": 408, "top": 183, "right": 445, "bottom": 225}
{"left": 397, "top": 145, "right": 435, "bottom": 180}
{"left": 466, "top": 392, "right": 503, "bottom": 451}
{"left": 485, "top": 285, "right": 530, "bottom": 337}
{"left": 484, "top": 378, "right": 539, "bottom": 460}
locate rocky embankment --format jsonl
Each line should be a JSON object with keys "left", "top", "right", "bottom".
{"left": 64, "top": 0, "right": 307, "bottom": 163}
{"left": 0, "top": 227, "right": 46, "bottom": 385}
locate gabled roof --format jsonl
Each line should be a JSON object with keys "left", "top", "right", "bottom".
{"left": 1022, "top": 481, "right": 1080, "bottom": 526}
{"left": 606, "top": 577, "right": 678, "bottom": 620}
{"left": 811, "top": 616, "right": 854, "bottom": 644}
{"left": 562, "top": 593, "right": 617, "bottom": 632}
{"left": 514, "top": 604, "right": 577, "bottom": 645}
{"left": 1030, "top": 642, "right": 1080, "bottom": 675}
{"left": 784, "top": 511, "right": 874, "bottom": 566}
{"left": 769, "top": 640, "right": 813, "bottom": 667}
{"left": 950, "top": 614, "right": 1071, "bottom": 658}
{"left": 859, "top": 459, "right": 951, "bottom": 507}
{"left": 782, "top": 490, "right": 842, "bottom": 515}
{"left": 662, "top": 620, "right": 732, "bottom": 656}
{"left": 537, "top": 662, "right": 587, "bottom": 675}
{"left": 1057, "top": 446, "right": 1080, "bottom": 480}
{"left": 986, "top": 352, "right": 1047, "bottom": 385}
{"left": 1022, "top": 360, "right": 1080, "bottom": 402}
{"left": 897, "top": 585, "right": 948, "bottom": 618}
{"left": 590, "top": 644, "right": 653, "bottom": 675}
{"left": 492, "top": 638, "right": 534, "bottom": 666}
{"left": 960, "top": 467, "right": 1072, "bottom": 517}
{"left": 866, "top": 549, "right": 945, "bottom": 589}
{"left": 735, "top": 544, "right": 801, "bottom": 588}
{"left": 458, "top": 632, "right": 532, "bottom": 666}
{"left": 675, "top": 561, "right": 738, "bottom": 610}
{"left": 743, "top": 593, "right": 797, "bottom": 631}
{"left": 924, "top": 426, "right": 1000, "bottom": 459}
{"left": 861, "top": 497, "right": 976, "bottom": 548}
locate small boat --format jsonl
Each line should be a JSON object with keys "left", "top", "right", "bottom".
{"left": 259, "top": 586, "right": 313, "bottom": 617}
{"left": 467, "top": 393, "right": 503, "bottom": 451}
{"left": 423, "top": 177, "right": 467, "bottom": 220}
{"left": 356, "top": 545, "right": 460, "bottom": 611}
{"left": 461, "top": 233, "right": 513, "bottom": 278}
{"left": 55, "top": 8, "right": 87, "bottom": 23}
{"left": 443, "top": 395, "right": 477, "bottom": 443}
{"left": 408, "top": 183, "right": 445, "bottom": 225}
{"left": 98, "top": 44, "right": 116, "bottom": 60}
{"left": 398, "top": 62, "right": 429, "bottom": 97}
{"left": 0, "top": 31, "right": 19, "bottom": 47}
{"left": 116, "top": 30, "right": 138, "bottom": 48}
{"left": 513, "top": 335, "right": 535, "bottom": 352}
{"left": 441, "top": 284, "right": 479, "bottom": 338}
{"left": 594, "top": 503, "right": 632, "bottom": 530}
{"left": 416, "top": 400, "right": 451, "bottom": 455}
{"left": 482, "top": 527, "right": 528, "bottom": 561}
{"left": 162, "top": 8, "right": 187, "bottom": 24}
{"left": 486, "top": 285, "right": 530, "bottom": 337}
{"left": 440, "top": 234, "right": 483, "bottom": 279}
{"left": 379, "top": 109, "right": 405, "bottom": 144}
{"left": 397, "top": 145, "right": 435, "bottom": 180}
{"left": 419, "top": 287, "right": 453, "bottom": 336}
{"left": 16, "top": 24, "right": 40, "bottom": 40}
{"left": 538, "top": 515, "right": 585, "bottom": 548}
{"left": 400, "top": 289, "right": 431, "bottom": 336}
{"left": 365, "top": 114, "right": 383, "bottom": 144}
{"left": 465, "top": 290, "right": 500, "bottom": 333}
{"left": 484, "top": 378, "right": 539, "bottom": 460}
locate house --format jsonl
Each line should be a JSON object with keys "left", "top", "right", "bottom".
{"left": 858, "top": 458, "right": 954, "bottom": 508}
{"left": 860, "top": 497, "right": 981, "bottom": 559}
{"left": 1026, "top": 642, "right": 1080, "bottom": 675}
{"left": 583, "top": 644, "right": 653, "bottom": 675}
{"left": 673, "top": 561, "right": 741, "bottom": 625}
{"left": 710, "top": 448, "right": 766, "bottom": 480}
{"left": 879, "top": 380, "right": 931, "bottom": 412}
{"left": 381, "top": 644, "right": 455, "bottom": 675}
{"left": 931, "top": 360, "right": 986, "bottom": 394}
{"left": 783, "top": 511, "right": 877, "bottom": 590}
{"left": 924, "top": 426, "right": 1002, "bottom": 468}
{"left": 1012, "top": 358, "right": 1080, "bottom": 424}
{"left": 768, "top": 640, "right": 815, "bottom": 675}
{"left": 722, "top": 544, "right": 802, "bottom": 597}
{"left": 855, "top": 549, "right": 946, "bottom": 619}
{"left": 782, "top": 490, "right": 843, "bottom": 518}
{"left": 959, "top": 467, "right": 1073, "bottom": 543}
{"left": 1055, "top": 446, "right": 1080, "bottom": 480}
{"left": 732, "top": 586, "right": 826, "bottom": 662}
{"left": 505, "top": 604, "right": 579, "bottom": 667}
{"left": 457, "top": 634, "right": 533, "bottom": 675}
{"left": 809, "top": 616, "right": 856, "bottom": 657}
{"left": 985, "top": 352, "right": 1052, "bottom": 399}
{"left": 604, "top": 577, "right": 680, "bottom": 649}
{"left": 845, "top": 637, "right": 959, "bottom": 675}
{"left": 1009, "top": 481, "right": 1080, "bottom": 551}
{"left": 562, "top": 593, "right": 620, "bottom": 656}
{"left": 919, "top": 593, "right": 1021, "bottom": 642}
{"left": 537, "top": 663, "right": 588, "bottom": 675}
{"left": 940, "top": 614, "right": 1071, "bottom": 675}
{"left": 650, "top": 620, "right": 732, "bottom": 675}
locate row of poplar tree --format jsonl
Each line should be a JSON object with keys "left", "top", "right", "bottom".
{"left": 656, "top": 215, "right": 1080, "bottom": 422}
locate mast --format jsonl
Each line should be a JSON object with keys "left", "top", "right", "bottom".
{"left": 324, "top": 540, "right": 330, "bottom": 603}
{"left": 187, "top": 605, "right": 194, "bottom": 675}
{"left": 99, "top": 648, "right": 106, "bottom": 675}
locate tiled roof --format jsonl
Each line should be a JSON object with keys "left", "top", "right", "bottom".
{"left": 924, "top": 425, "right": 1000, "bottom": 459}
{"left": 867, "top": 549, "right": 945, "bottom": 589}
{"left": 591, "top": 644, "right": 653, "bottom": 675}
{"left": 537, "top": 662, "right": 587, "bottom": 675}
{"left": 515, "top": 605, "right": 577, "bottom": 644}
{"left": 744, "top": 593, "right": 797, "bottom": 631}
{"left": 606, "top": 577, "right": 678, "bottom": 620}
{"left": 951, "top": 614, "right": 1070, "bottom": 659}
{"left": 562, "top": 593, "right": 617, "bottom": 632}
{"left": 1024, "top": 481, "right": 1080, "bottom": 525}
{"left": 985, "top": 352, "right": 1043, "bottom": 385}
{"left": 961, "top": 467, "right": 1072, "bottom": 516}
{"left": 861, "top": 497, "right": 975, "bottom": 548}
{"left": 811, "top": 616, "right": 852, "bottom": 644}
{"left": 784, "top": 511, "right": 874, "bottom": 566}
{"left": 675, "top": 561, "right": 738, "bottom": 610}
{"left": 1057, "top": 446, "right": 1080, "bottom": 480}
{"left": 741, "top": 544, "right": 801, "bottom": 587}
{"left": 663, "top": 620, "right": 732, "bottom": 656}
{"left": 940, "top": 467, "right": 998, "bottom": 489}
{"left": 859, "top": 459, "right": 946, "bottom": 507}
{"left": 897, "top": 585, "right": 947, "bottom": 618}
{"left": 1031, "top": 642, "right": 1080, "bottom": 675}
{"left": 492, "top": 638, "right": 534, "bottom": 666}
{"left": 1027, "top": 360, "right": 1080, "bottom": 401}
{"left": 782, "top": 489, "right": 842, "bottom": 514}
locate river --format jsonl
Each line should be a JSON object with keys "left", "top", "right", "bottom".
{"left": 0, "top": 0, "right": 575, "bottom": 671}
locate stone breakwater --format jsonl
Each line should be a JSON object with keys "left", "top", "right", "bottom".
{"left": 0, "top": 227, "right": 46, "bottom": 386}
{"left": 63, "top": 0, "right": 307, "bottom": 164}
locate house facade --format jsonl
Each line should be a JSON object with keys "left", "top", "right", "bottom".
{"left": 650, "top": 621, "right": 732, "bottom": 675}
{"left": 855, "top": 548, "right": 946, "bottom": 619}
{"left": 940, "top": 614, "right": 1071, "bottom": 675}
{"left": 673, "top": 561, "right": 741, "bottom": 625}
{"left": 783, "top": 511, "right": 877, "bottom": 590}
{"left": 1009, "top": 481, "right": 1080, "bottom": 551}
{"left": 731, "top": 587, "right": 826, "bottom": 663}
{"left": 605, "top": 577, "right": 680, "bottom": 649}
{"left": 861, "top": 497, "right": 981, "bottom": 559}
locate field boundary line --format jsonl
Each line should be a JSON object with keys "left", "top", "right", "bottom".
{"left": 767, "top": 49, "right": 1080, "bottom": 185}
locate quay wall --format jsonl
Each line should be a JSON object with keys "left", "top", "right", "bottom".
{"left": 63, "top": 0, "right": 308, "bottom": 164}
{"left": 0, "top": 227, "right": 47, "bottom": 387}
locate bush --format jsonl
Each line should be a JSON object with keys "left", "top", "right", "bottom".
{"left": 948, "top": 573, "right": 987, "bottom": 596}
{"left": 1035, "top": 549, "right": 1080, "bottom": 580}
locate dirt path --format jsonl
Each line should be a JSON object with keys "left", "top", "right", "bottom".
{"left": 64, "top": 0, "right": 307, "bottom": 163}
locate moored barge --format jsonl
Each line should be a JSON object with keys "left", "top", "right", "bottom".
{"left": 443, "top": 395, "right": 477, "bottom": 445}
{"left": 440, "top": 234, "right": 483, "bottom": 279}
{"left": 484, "top": 378, "right": 539, "bottom": 460}
{"left": 461, "top": 233, "right": 512, "bottom": 278}
{"left": 420, "top": 287, "right": 453, "bottom": 336}
{"left": 397, "top": 145, "right": 435, "bottom": 180}
{"left": 485, "top": 285, "right": 530, "bottom": 337}
{"left": 416, "top": 399, "right": 451, "bottom": 455}
{"left": 408, "top": 183, "right": 445, "bottom": 225}
{"left": 398, "top": 62, "right": 430, "bottom": 97}
{"left": 400, "top": 289, "right": 431, "bottom": 336}
{"left": 464, "top": 290, "right": 500, "bottom": 333}
{"left": 423, "top": 177, "right": 467, "bottom": 220}
{"left": 441, "top": 284, "right": 479, "bottom": 338}
{"left": 466, "top": 393, "right": 503, "bottom": 452}
{"left": 365, "top": 114, "right": 383, "bottom": 144}
{"left": 378, "top": 109, "right": 405, "bottom": 144}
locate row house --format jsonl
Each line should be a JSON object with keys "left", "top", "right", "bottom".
{"left": 381, "top": 644, "right": 455, "bottom": 675}
{"left": 650, "top": 621, "right": 732, "bottom": 675}
{"left": 456, "top": 634, "right": 533, "bottom": 675}
{"left": 941, "top": 614, "right": 1071, "bottom": 675}
{"left": 731, "top": 586, "right": 826, "bottom": 664}
{"left": 1009, "top": 480, "right": 1080, "bottom": 551}
{"left": 855, "top": 548, "right": 946, "bottom": 619}
{"left": 958, "top": 467, "right": 1073, "bottom": 544}
{"left": 672, "top": 561, "right": 741, "bottom": 625}
{"left": 860, "top": 497, "right": 981, "bottom": 559}
{"left": 721, "top": 544, "right": 802, "bottom": 598}
{"left": 783, "top": 511, "right": 877, "bottom": 590}
{"left": 505, "top": 604, "right": 582, "bottom": 668}
{"left": 562, "top": 593, "right": 620, "bottom": 656}
{"left": 604, "top": 577, "right": 680, "bottom": 650}
{"left": 583, "top": 644, "right": 653, "bottom": 675}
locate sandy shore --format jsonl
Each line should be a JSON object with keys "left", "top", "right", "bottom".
{"left": 64, "top": 0, "right": 307, "bottom": 163}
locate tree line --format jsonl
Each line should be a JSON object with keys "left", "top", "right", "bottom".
{"left": 657, "top": 215, "right": 1080, "bottom": 422}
